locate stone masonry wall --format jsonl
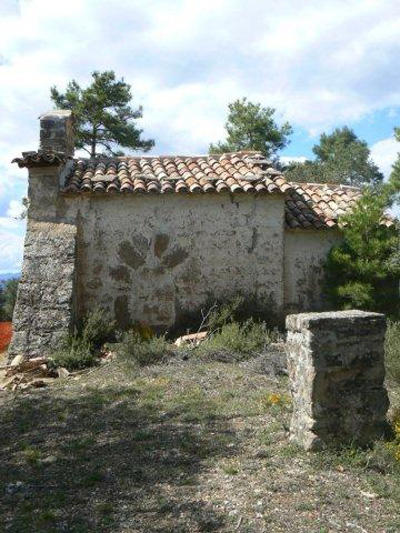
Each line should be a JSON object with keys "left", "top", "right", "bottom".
{"left": 8, "top": 221, "right": 77, "bottom": 359}
{"left": 286, "top": 310, "right": 389, "bottom": 450}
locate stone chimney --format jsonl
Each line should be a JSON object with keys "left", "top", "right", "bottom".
{"left": 39, "top": 110, "right": 74, "bottom": 156}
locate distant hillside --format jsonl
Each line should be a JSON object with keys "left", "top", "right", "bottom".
{"left": 0, "top": 273, "right": 20, "bottom": 282}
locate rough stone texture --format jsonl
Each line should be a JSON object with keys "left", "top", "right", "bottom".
{"left": 8, "top": 221, "right": 77, "bottom": 359}
{"left": 284, "top": 229, "right": 342, "bottom": 313}
{"left": 286, "top": 310, "right": 389, "bottom": 450}
{"left": 39, "top": 110, "right": 74, "bottom": 156}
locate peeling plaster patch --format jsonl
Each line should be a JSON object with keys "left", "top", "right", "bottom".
{"left": 118, "top": 240, "right": 146, "bottom": 269}
{"left": 154, "top": 233, "right": 170, "bottom": 258}
{"left": 114, "top": 295, "right": 130, "bottom": 329}
{"left": 162, "top": 246, "right": 189, "bottom": 268}
{"left": 109, "top": 265, "right": 131, "bottom": 283}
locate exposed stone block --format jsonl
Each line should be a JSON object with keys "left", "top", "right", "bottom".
{"left": 8, "top": 221, "right": 77, "bottom": 360}
{"left": 286, "top": 310, "right": 389, "bottom": 450}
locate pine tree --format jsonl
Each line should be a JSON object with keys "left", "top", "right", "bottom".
{"left": 51, "top": 71, "right": 154, "bottom": 157}
{"left": 324, "top": 186, "right": 399, "bottom": 316}
{"left": 209, "top": 98, "right": 292, "bottom": 160}
{"left": 286, "top": 127, "right": 383, "bottom": 186}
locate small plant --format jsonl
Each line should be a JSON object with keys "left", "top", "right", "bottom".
{"left": 118, "top": 331, "right": 172, "bottom": 366}
{"left": 49, "top": 308, "right": 115, "bottom": 371}
{"left": 50, "top": 337, "right": 96, "bottom": 371}
{"left": 80, "top": 308, "right": 116, "bottom": 348}
{"left": 385, "top": 321, "right": 400, "bottom": 384}
{"left": 386, "top": 412, "right": 400, "bottom": 463}
{"left": 196, "top": 319, "right": 278, "bottom": 362}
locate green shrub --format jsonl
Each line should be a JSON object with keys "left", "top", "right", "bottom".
{"left": 0, "top": 278, "right": 19, "bottom": 321}
{"left": 50, "top": 337, "right": 96, "bottom": 371}
{"left": 324, "top": 188, "right": 400, "bottom": 317}
{"left": 118, "top": 332, "right": 172, "bottom": 366}
{"left": 196, "top": 319, "right": 278, "bottom": 362}
{"left": 49, "top": 309, "right": 115, "bottom": 371}
{"left": 80, "top": 308, "right": 116, "bottom": 348}
{"left": 385, "top": 321, "right": 400, "bottom": 384}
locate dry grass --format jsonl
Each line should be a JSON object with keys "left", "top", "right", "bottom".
{"left": 0, "top": 355, "right": 399, "bottom": 532}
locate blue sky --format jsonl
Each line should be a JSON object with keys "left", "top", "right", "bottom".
{"left": 0, "top": 0, "right": 399, "bottom": 273}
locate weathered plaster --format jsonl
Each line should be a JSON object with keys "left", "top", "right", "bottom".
{"left": 63, "top": 193, "right": 286, "bottom": 330}
{"left": 283, "top": 229, "right": 342, "bottom": 313}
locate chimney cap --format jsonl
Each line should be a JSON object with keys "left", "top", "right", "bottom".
{"left": 39, "top": 109, "right": 73, "bottom": 120}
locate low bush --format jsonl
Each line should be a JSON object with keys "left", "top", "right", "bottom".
{"left": 196, "top": 319, "right": 279, "bottom": 362}
{"left": 80, "top": 308, "right": 116, "bottom": 349}
{"left": 50, "top": 308, "right": 115, "bottom": 371}
{"left": 118, "top": 332, "right": 172, "bottom": 366}
{"left": 385, "top": 320, "right": 400, "bottom": 384}
{"left": 50, "top": 337, "right": 96, "bottom": 371}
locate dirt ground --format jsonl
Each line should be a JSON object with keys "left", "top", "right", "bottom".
{"left": 0, "top": 356, "right": 399, "bottom": 533}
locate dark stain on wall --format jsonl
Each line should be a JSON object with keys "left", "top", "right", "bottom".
{"left": 109, "top": 265, "right": 131, "bottom": 283}
{"left": 154, "top": 233, "right": 170, "bottom": 258}
{"left": 162, "top": 247, "right": 189, "bottom": 269}
{"left": 118, "top": 240, "right": 146, "bottom": 269}
{"left": 92, "top": 263, "right": 103, "bottom": 276}
{"left": 247, "top": 228, "right": 258, "bottom": 254}
{"left": 114, "top": 295, "right": 130, "bottom": 329}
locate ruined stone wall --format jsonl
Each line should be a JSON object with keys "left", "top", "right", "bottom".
{"left": 286, "top": 310, "right": 389, "bottom": 450}
{"left": 62, "top": 193, "right": 286, "bottom": 330}
{"left": 283, "top": 229, "right": 342, "bottom": 313}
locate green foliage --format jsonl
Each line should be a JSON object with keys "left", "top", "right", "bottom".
{"left": 385, "top": 321, "right": 400, "bottom": 384}
{"left": 51, "top": 70, "right": 154, "bottom": 157}
{"left": 0, "top": 278, "right": 19, "bottom": 321}
{"left": 197, "top": 319, "right": 278, "bottom": 362}
{"left": 79, "top": 308, "right": 116, "bottom": 349}
{"left": 324, "top": 188, "right": 400, "bottom": 316}
{"left": 285, "top": 126, "right": 384, "bottom": 186}
{"left": 389, "top": 127, "right": 400, "bottom": 201}
{"left": 118, "top": 332, "right": 172, "bottom": 366}
{"left": 50, "top": 337, "right": 96, "bottom": 371}
{"left": 209, "top": 97, "right": 292, "bottom": 159}
{"left": 50, "top": 308, "right": 114, "bottom": 371}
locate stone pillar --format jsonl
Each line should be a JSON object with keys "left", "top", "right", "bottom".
{"left": 8, "top": 222, "right": 77, "bottom": 360}
{"left": 39, "top": 110, "right": 74, "bottom": 156}
{"left": 286, "top": 310, "right": 389, "bottom": 450}
{"left": 9, "top": 110, "right": 77, "bottom": 360}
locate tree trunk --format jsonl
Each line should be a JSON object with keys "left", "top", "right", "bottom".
{"left": 91, "top": 127, "right": 97, "bottom": 158}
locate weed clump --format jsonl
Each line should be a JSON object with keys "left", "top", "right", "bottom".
{"left": 196, "top": 319, "right": 276, "bottom": 362}
{"left": 50, "top": 309, "right": 115, "bottom": 371}
{"left": 118, "top": 332, "right": 172, "bottom": 366}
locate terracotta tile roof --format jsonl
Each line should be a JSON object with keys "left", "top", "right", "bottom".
{"left": 285, "top": 182, "right": 362, "bottom": 229}
{"left": 285, "top": 182, "right": 394, "bottom": 229}
{"left": 12, "top": 149, "right": 394, "bottom": 230}
{"left": 12, "top": 150, "right": 69, "bottom": 168}
{"left": 63, "top": 151, "right": 291, "bottom": 195}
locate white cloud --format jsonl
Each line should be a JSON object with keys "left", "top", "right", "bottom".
{"left": 0, "top": 0, "right": 399, "bottom": 271}
{"left": 6, "top": 199, "right": 25, "bottom": 219}
{"left": 0, "top": 229, "right": 24, "bottom": 272}
{"left": 280, "top": 156, "right": 308, "bottom": 166}
{"left": 371, "top": 136, "right": 400, "bottom": 178}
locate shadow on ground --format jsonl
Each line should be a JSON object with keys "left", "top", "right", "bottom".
{"left": 0, "top": 377, "right": 238, "bottom": 532}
